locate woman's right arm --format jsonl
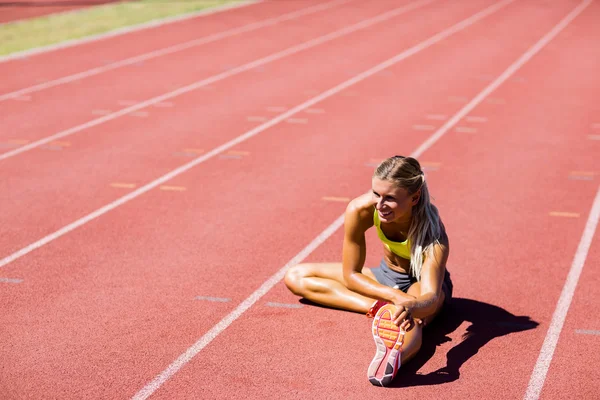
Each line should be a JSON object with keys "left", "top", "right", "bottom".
{"left": 341, "top": 199, "right": 414, "bottom": 303}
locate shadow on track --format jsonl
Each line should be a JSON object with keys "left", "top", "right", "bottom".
{"left": 388, "top": 297, "right": 539, "bottom": 387}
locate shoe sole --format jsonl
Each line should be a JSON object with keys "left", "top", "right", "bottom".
{"left": 367, "top": 303, "right": 405, "bottom": 387}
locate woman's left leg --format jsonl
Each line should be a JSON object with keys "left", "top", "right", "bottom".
{"left": 395, "top": 282, "right": 446, "bottom": 364}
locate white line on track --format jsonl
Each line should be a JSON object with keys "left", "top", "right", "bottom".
{"left": 411, "top": 0, "right": 592, "bottom": 159}
{"left": 128, "top": 2, "right": 518, "bottom": 398}
{"left": 0, "top": 1, "right": 261, "bottom": 64}
{"left": 520, "top": 10, "right": 598, "bottom": 396}
{"left": 0, "top": 277, "right": 23, "bottom": 284}
{"left": 0, "top": 0, "right": 352, "bottom": 101}
{"left": 525, "top": 186, "right": 600, "bottom": 400}
{"left": 0, "top": 0, "right": 435, "bottom": 162}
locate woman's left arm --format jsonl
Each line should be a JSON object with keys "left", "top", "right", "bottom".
{"left": 393, "top": 236, "right": 449, "bottom": 325}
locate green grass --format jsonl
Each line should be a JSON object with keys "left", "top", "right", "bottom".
{"left": 0, "top": 0, "right": 246, "bottom": 56}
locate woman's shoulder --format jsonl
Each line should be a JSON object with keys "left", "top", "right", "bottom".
{"left": 346, "top": 191, "right": 375, "bottom": 215}
{"left": 345, "top": 192, "right": 376, "bottom": 230}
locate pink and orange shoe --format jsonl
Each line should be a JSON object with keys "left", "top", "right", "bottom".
{"left": 367, "top": 301, "right": 405, "bottom": 387}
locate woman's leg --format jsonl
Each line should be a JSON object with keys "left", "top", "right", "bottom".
{"left": 397, "top": 282, "right": 446, "bottom": 364}
{"left": 284, "top": 262, "right": 378, "bottom": 313}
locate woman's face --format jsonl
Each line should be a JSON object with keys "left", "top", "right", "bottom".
{"left": 371, "top": 178, "right": 418, "bottom": 224}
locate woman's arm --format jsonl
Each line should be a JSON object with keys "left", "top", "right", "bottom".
{"left": 393, "top": 233, "right": 450, "bottom": 324}
{"left": 341, "top": 199, "right": 415, "bottom": 303}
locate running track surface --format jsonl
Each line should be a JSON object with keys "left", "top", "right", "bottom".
{"left": 0, "top": 0, "right": 123, "bottom": 24}
{"left": 1, "top": 0, "right": 599, "bottom": 399}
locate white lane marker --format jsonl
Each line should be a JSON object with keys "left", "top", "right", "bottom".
{"left": 0, "top": 277, "right": 23, "bottom": 284}
{"left": 129, "top": 3, "right": 518, "bottom": 398}
{"left": 455, "top": 126, "right": 477, "bottom": 133}
{"left": 413, "top": 124, "right": 436, "bottom": 131}
{"left": 465, "top": 116, "right": 487, "bottom": 123}
{"left": 285, "top": 118, "right": 308, "bottom": 124}
{"left": 110, "top": 183, "right": 137, "bottom": 189}
{"left": 588, "top": 135, "right": 600, "bottom": 141}
{"left": 0, "top": 0, "right": 350, "bottom": 101}
{"left": 159, "top": 186, "right": 186, "bottom": 192}
{"left": 521, "top": 4, "right": 597, "bottom": 397}
{"left": 0, "top": 1, "right": 261, "bottom": 64}
{"left": 526, "top": 185, "right": 600, "bottom": 400}
{"left": 0, "top": 0, "right": 435, "bottom": 162}
{"left": 549, "top": 211, "right": 580, "bottom": 218}
{"left": 195, "top": 296, "right": 231, "bottom": 303}
{"left": 575, "top": 329, "right": 600, "bottom": 335}
{"left": 265, "top": 302, "right": 303, "bottom": 308}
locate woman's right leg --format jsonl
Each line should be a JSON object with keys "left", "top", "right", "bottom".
{"left": 284, "top": 262, "right": 377, "bottom": 314}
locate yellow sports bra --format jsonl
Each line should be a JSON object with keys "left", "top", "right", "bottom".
{"left": 373, "top": 209, "right": 411, "bottom": 260}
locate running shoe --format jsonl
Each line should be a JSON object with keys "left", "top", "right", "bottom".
{"left": 367, "top": 303, "right": 405, "bottom": 387}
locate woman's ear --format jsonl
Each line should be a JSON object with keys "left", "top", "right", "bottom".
{"left": 411, "top": 189, "right": 421, "bottom": 206}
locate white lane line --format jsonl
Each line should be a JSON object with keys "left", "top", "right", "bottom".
{"left": 0, "top": 0, "right": 436, "bottom": 162}
{"left": 575, "top": 329, "right": 600, "bottom": 335}
{"left": 265, "top": 302, "right": 303, "bottom": 308}
{"left": 412, "top": 0, "right": 591, "bottom": 160}
{"left": 129, "top": 2, "right": 517, "bottom": 398}
{"left": 0, "top": 277, "right": 23, "bottom": 284}
{"left": 0, "top": 0, "right": 351, "bottom": 101}
{"left": 525, "top": 185, "right": 600, "bottom": 399}
{"left": 0, "top": 1, "right": 262, "bottom": 64}
{"left": 195, "top": 296, "right": 231, "bottom": 302}
{"left": 524, "top": 4, "right": 598, "bottom": 398}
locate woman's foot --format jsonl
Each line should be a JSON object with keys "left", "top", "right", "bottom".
{"left": 367, "top": 303, "right": 405, "bottom": 386}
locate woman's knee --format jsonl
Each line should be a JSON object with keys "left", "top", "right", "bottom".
{"left": 284, "top": 264, "right": 311, "bottom": 295}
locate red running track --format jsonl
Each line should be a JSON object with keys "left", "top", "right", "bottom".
{"left": 1, "top": 0, "right": 599, "bottom": 399}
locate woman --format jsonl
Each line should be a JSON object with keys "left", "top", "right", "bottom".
{"left": 284, "top": 155, "right": 452, "bottom": 387}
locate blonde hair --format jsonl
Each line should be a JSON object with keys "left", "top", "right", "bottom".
{"left": 373, "top": 156, "right": 442, "bottom": 280}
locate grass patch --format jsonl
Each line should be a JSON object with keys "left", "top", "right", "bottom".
{"left": 0, "top": 0, "right": 247, "bottom": 57}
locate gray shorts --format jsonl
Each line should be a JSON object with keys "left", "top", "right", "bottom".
{"left": 370, "top": 259, "right": 453, "bottom": 304}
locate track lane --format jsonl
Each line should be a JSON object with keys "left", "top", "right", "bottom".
{"left": 2, "top": 1, "right": 592, "bottom": 398}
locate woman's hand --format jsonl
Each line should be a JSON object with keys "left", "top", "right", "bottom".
{"left": 391, "top": 299, "right": 417, "bottom": 329}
